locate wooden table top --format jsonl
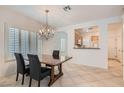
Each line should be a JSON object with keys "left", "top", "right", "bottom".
{"left": 40, "top": 55, "right": 72, "bottom": 66}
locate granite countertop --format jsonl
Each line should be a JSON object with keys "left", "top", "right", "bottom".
{"left": 73, "top": 47, "right": 100, "bottom": 49}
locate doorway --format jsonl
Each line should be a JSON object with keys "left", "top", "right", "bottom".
{"left": 108, "top": 22, "right": 123, "bottom": 79}
{"left": 54, "top": 32, "right": 68, "bottom": 56}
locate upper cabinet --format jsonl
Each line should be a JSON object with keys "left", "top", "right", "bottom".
{"left": 74, "top": 26, "right": 100, "bottom": 49}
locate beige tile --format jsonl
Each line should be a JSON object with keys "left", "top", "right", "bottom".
{"left": 0, "top": 59, "right": 123, "bottom": 87}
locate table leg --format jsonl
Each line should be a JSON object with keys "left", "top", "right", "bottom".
{"left": 59, "top": 64, "right": 62, "bottom": 73}
{"left": 48, "top": 66, "right": 54, "bottom": 86}
{"left": 57, "top": 64, "right": 63, "bottom": 79}
{"left": 48, "top": 64, "right": 64, "bottom": 86}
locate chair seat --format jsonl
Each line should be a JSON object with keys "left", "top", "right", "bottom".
{"left": 40, "top": 67, "right": 51, "bottom": 79}
{"left": 26, "top": 64, "right": 30, "bottom": 67}
{"left": 25, "top": 65, "right": 30, "bottom": 74}
{"left": 25, "top": 64, "right": 29, "bottom": 69}
{"left": 46, "top": 64, "right": 51, "bottom": 67}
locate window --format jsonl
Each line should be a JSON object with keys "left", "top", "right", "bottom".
{"left": 8, "top": 27, "right": 19, "bottom": 59}
{"left": 21, "top": 30, "right": 29, "bottom": 57}
{"left": 5, "top": 25, "right": 39, "bottom": 61}
{"left": 30, "top": 32, "right": 37, "bottom": 54}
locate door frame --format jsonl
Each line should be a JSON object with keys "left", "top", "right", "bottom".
{"left": 122, "top": 15, "right": 124, "bottom": 80}
{"left": 108, "top": 21, "right": 123, "bottom": 79}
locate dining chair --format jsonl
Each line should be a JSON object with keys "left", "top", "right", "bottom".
{"left": 46, "top": 50, "right": 60, "bottom": 68}
{"left": 52, "top": 50, "right": 60, "bottom": 59}
{"left": 46, "top": 50, "right": 61, "bottom": 72}
{"left": 27, "top": 54, "right": 51, "bottom": 87}
{"left": 14, "top": 53, "right": 30, "bottom": 85}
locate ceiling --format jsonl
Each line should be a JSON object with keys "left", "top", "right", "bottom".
{"left": 4, "top": 5, "right": 124, "bottom": 28}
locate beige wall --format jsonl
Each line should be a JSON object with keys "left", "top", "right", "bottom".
{"left": 108, "top": 22, "right": 123, "bottom": 63}
{"left": 122, "top": 14, "right": 124, "bottom": 80}
{"left": 0, "top": 6, "right": 41, "bottom": 77}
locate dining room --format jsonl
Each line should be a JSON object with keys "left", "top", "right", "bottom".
{"left": 0, "top": 5, "right": 124, "bottom": 87}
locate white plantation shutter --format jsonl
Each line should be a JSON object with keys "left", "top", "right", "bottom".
{"left": 30, "top": 32, "right": 37, "bottom": 54}
{"left": 37, "top": 38, "right": 42, "bottom": 60}
{"left": 8, "top": 27, "right": 19, "bottom": 58}
{"left": 21, "top": 30, "right": 29, "bottom": 57}
{"left": 5, "top": 24, "right": 39, "bottom": 61}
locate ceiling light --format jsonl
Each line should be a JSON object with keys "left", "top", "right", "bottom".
{"left": 38, "top": 10, "right": 54, "bottom": 40}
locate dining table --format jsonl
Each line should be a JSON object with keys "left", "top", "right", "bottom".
{"left": 40, "top": 54, "right": 72, "bottom": 86}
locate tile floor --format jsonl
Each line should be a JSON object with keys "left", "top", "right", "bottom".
{"left": 0, "top": 59, "right": 124, "bottom": 87}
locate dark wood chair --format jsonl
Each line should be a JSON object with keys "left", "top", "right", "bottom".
{"left": 14, "top": 53, "right": 30, "bottom": 85}
{"left": 46, "top": 50, "right": 60, "bottom": 71}
{"left": 46, "top": 50, "right": 60, "bottom": 68}
{"left": 52, "top": 50, "right": 60, "bottom": 59}
{"left": 27, "top": 54, "right": 51, "bottom": 87}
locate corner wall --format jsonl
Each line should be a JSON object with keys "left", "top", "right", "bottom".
{"left": 0, "top": 6, "right": 41, "bottom": 77}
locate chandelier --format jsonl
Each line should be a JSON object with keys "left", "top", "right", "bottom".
{"left": 39, "top": 10, "right": 54, "bottom": 40}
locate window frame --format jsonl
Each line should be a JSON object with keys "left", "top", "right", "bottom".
{"left": 4, "top": 24, "right": 39, "bottom": 62}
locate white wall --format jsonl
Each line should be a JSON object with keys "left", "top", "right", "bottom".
{"left": 42, "top": 37, "right": 55, "bottom": 55}
{"left": 42, "top": 32, "right": 68, "bottom": 55}
{"left": 0, "top": 7, "right": 41, "bottom": 77}
{"left": 43, "top": 16, "right": 122, "bottom": 69}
